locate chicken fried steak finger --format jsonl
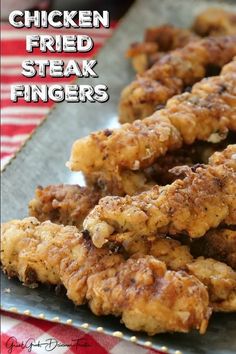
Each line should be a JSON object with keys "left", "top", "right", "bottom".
{"left": 29, "top": 184, "right": 102, "bottom": 230}
{"left": 193, "top": 8, "right": 236, "bottom": 37}
{"left": 190, "top": 228, "right": 236, "bottom": 270}
{"left": 122, "top": 235, "right": 236, "bottom": 312}
{"left": 68, "top": 59, "right": 236, "bottom": 195}
{"left": 127, "top": 9, "right": 236, "bottom": 74}
{"left": 0, "top": 217, "right": 210, "bottom": 335}
{"left": 127, "top": 25, "right": 198, "bottom": 74}
{"left": 84, "top": 145, "right": 236, "bottom": 247}
{"left": 119, "top": 35, "right": 236, "bottom": 123}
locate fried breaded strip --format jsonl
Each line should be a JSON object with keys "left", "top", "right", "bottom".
{"left": 119, "top": 35, "right": 236, "bottom": 123}
{"left": 193, "top": 8, "right": 236, "bottom": 37}
{"left": 29, "top": 185, "right": 102, "bottom": 230}
{"left": 26, "top": 187, "right": 236, "bottom": 311}
{"left": 68, "top": 60, "right": 236, "bottom": 195}
{"left": 123, "top": 235, "right": 193, "bottom": 270}
{"left": 31, "top": 139, "right": 234, "bottom": 227}
{"left": 145, "top": 136, "right": 235, "bottom": 185}
{"left": 127, "top": 9, "right": 236, "bottom": 74}
{"left": 191, "top": 228, "right": 236, "bottom": 270}
{"left": 0, "top": 217, "right": 210, "bottom": 335}
{"left": 84, "top": 146, "right": 236, "bottom": 248}
{"left": 126, "top": 42, "right": 160, "bottom": 75}
{"left": 122, "top": 235, "right": 236, "bottom": 312}
{"left": 28, "top": 149, "right": 213, "bottom": 225}
{"left": 127, "top": 25, "right": 198, "bottom": 74}
{"left": 187, "top": 258, "right": 236, "bottom": 312}
{"left": 86, "top": 258, "right": 210, "bottom": 335}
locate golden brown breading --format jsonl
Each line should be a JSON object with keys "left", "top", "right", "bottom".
{"left": 84, "top": 146, "right": 236, "bottom": 248}
{"left": 193, "top": 8, "right": 236, "bottom": 37}
{"left": 29, "top": 140, "right": 232, "bottom": 229}
{"left": 1, "top": 217, "right": 211, "bottom": 335}
{"left": 144, "top": 25, "right": 197, "bottom": 51}
{"left": 29, "top": 184, "right": 102, "bottom": 230}
{"left": 0, "top": 217, "right": 122, "bottom": 304}
{"left": 126, "top": 42, "right": 161, "bottom": 75}
{"left": 68, "top": 60, "right": 236, "bottom": 195}
{"left": 87, "top": 256, "right": 210, "bottom": 335}
{"left": 29, "top": 143, "right": 233, "bottom": 229}
{"left": 122, "top": 235, "right": 236, "bottom": 312}
{"left": 191, "top": 228, "right": 236, "bottom": 270}
{"left": 127, "top": 9, "right": 236, "bottom": 74}
{"left": 145, "top": 136, "right": 235, "bottom": 185}
{"left": 126, "top": 25, "right": 198, "bottom": 74}
{"left": 123, "top": 235, "right": 194, "bottom": 271}
{"left": 85, "top": 168, "right": 156, "bottom": 197}
{"left": 119, "top": 35, "right": 236, "bottom": 123}
{"left": 27, "top": 184, "right": 236, "bottom": 305}
{"left": 187, "top": 257, "right": 236, "bottom": 312}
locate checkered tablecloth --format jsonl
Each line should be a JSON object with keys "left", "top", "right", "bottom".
{"left": 1, "top": 311, "right": 163, "bottom": 354}
{"left": 0, "top": 19, "right": 163, "bottom": 354}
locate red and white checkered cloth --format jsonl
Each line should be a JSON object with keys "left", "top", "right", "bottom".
{"left": 1, "top": 21, "right": 162, "bottom": 354}
{"left": 1, "top": 311, "right": 163, "bottom": 354}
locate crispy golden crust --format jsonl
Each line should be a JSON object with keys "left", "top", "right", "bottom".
{"left": 29, "top": 139, "right": 232, "bottom": 227}
{"left": 193, "top": 8, "right": 236, "bottom": 37}
{"left": 119, "top": 36, "right": 236, "bottom": 123}
{"left": 29, "top": 185, "right": 101, "bottom": 230}
{"left": 122, "top": 236, "right": 236, "bottom": 312}
{"left": 26, "top": 184, "right": 236, "bottom": 305}
{"left": 187, "top": 257, "right": 236, "bottom": 312}
{"left": 68, "top": 60, "right": 236, "bottom": 195}
{"left": 145, "top": 136, "right": 235, "bottom": 185}
{"left": 27, "top": 184, "right": 236, "bottom": 301}
{"left": 144, "top": 25, "right": 197, "bottom": 51}
{"left": 29, "top": 142, "right": 233, "bottom": 228}
{"left": 0, "top": 217, "right": 211, "bottom": 335}
{"left": 0, "top": 217, "right": 121, "bottom": 304}
{"left": 126, "top": 42, "right": 160, "bottom": 75}
{"left": 191, "top": 228, "right": 236, "bottom": 270}
{"left": 87, "top": 257, "right": 210, "bottom": 335}
{"left": 123, "top": 235, "right": 194, "bottom": 271}
{"left": 85, "top": 168, "right": 156, "bottom": 197}
{"left": 126, "top": 25, "right": 198, "bottom": 74}
{"left": 127, "top": 9, "right": 236, "bottom": 74}
{"left": 84, "top": 146, "right": 236, "bottom": 248}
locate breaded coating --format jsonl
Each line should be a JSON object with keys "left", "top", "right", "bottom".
{"left": 126, "top": 42, "right": 161, "bottom": 75}
{"left": 0, "top": 218, "right": 123, "bottom": 303}
{"left": 191, "top": 228, "right": 236, "bottom": 270}
{"left": 86, "top": 257, "right": 210, "bottom": 335}
{"left": 187, "top": 258, "right": 236, "bottom": 312}
{"left": 30, "top": 139, "right": 231, "bottom": 229}
{"left": 0, "top": 217, "right": 210, "bottom": 335}
{"left": 84, "top": 146, "right": 236, "bottom": 248}
{"left": 126, "top": 25, "right": 198, "bottom": 74}
{"left": 29, "top": 184, "right": 101, "bottom": 230}
{"left": 127, "top": 9, "right": 236, "bottom": 74}
{"left": 123, "top": 235, "right": 194, "bottom": 271}
{"left": 119, "top": 35, "right": 236, "bottom": 123}
{"left": 0, "top": 217, "right": 122, "bottom": 304}
{"left": 145, "top": 136, "right": 234, "bottom": 185}
{"left": 85, "top": 168, "right": 156, "bottom": 197}
{"left": 193, "top": 8, "right": 236, "bottom": 37}
{"left": 26, "top": 184, "right": 236, "bottom": 307}
{"left": 29, "top": 144, "right": 233, "bottom": 230}
{"left": 68, "top": 60, "right": 236, "bottom": 195}
{"left": 122, "top": 235, "right": 236, "bottom": 312}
